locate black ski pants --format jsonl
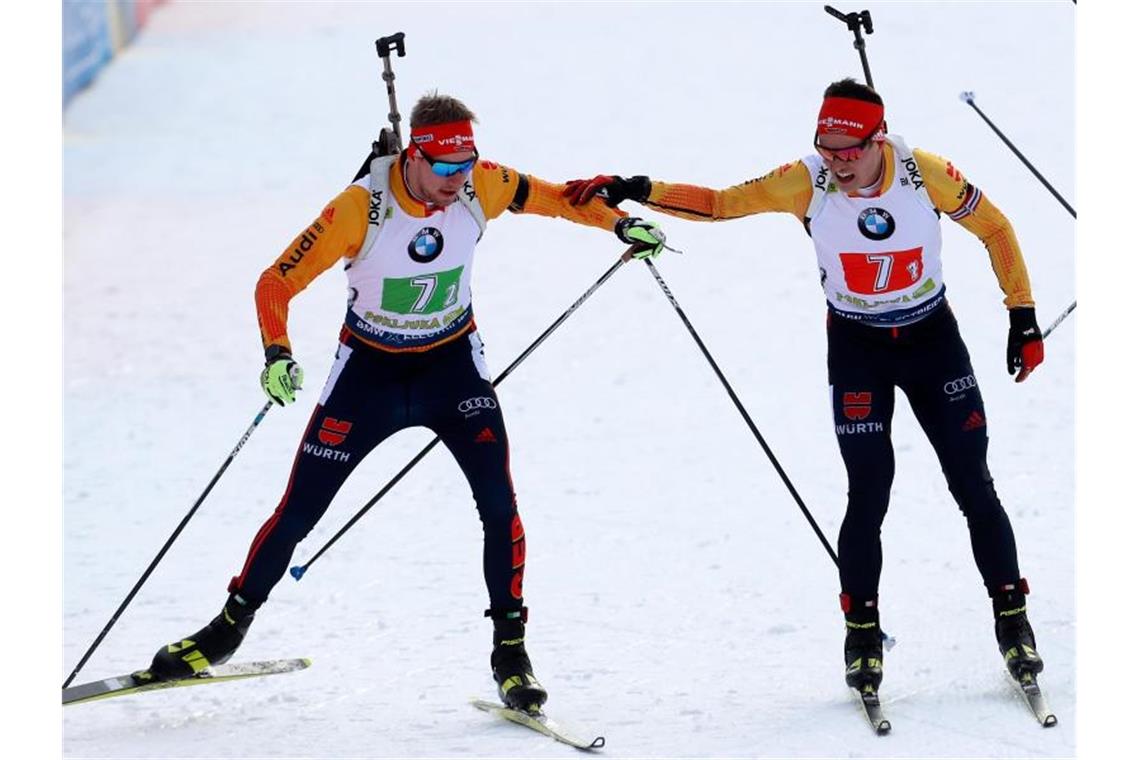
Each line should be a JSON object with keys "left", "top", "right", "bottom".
{"left": 827, "top": 303, "right": 1021, "bottom": 604}
{"left": 229, "top": 330, "right": 526, "bottom": 612}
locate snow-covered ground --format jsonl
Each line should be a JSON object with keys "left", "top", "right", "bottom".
{"left": 54, "top": 1, "right": 1089, "bottom": 757}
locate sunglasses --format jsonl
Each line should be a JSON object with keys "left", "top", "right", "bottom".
{"left": 416, "top": 144, "right": 479, "bottom": 177}
{"left": 814, "top": 123, "right": 884, "bottom": 162}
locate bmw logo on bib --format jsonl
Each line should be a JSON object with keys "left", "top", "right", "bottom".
{"left": 408, "top": 227, "right": 444, "bottom": 263}
{"left": 857, "top": 207, "right": 895, "bottom": 241}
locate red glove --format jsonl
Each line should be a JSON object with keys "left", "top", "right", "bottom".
{"left": 562, "top": 175, "right": 651, "bottom": 207}
{"left": 1007, "top": 307, "right": 1044, "bottom": 383}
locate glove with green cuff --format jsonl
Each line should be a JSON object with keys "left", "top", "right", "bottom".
{"left": 615, "top": 217, "right": 667, "bottom": 260}
{"left": 260, "top": 345, "right": 304, "bottom": 406}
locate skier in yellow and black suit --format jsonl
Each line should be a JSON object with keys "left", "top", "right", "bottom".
{"left": 142, "top": 92, "right": 669, "bottom": 712}
{"left": 564, "top": 78, "right": 1046, "bottom": 695}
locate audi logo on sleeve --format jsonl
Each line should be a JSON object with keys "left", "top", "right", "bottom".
{"left": 458, "top": 396, "right": 498, "bottom": 416}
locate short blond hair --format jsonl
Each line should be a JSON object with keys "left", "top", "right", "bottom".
{"left": 410, "top": 91, "right": 478, "bottom": 128}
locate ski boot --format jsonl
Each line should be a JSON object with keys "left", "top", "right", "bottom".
{"left": 487, "top": 607, "right": 547, "bottom": 713}
{"left": 140, "top": 593, "right": 258, "bottom": 683}
{"left": 992, "top": 579, "right": 1044, "bottom": 678}
{"left": 842, "top": 594, "right": 883, "bottom": 691}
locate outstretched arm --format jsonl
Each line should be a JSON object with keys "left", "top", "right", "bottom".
{"left": 563, "top": 161, "right": 815, "bottom": 222}
{"left": 473, "top": 160, "right": 667, "bottom": 258}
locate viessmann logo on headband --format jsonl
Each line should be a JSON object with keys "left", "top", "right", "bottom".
{"left": 819, "top": 116, "right": 866, "bottom": 131}
{"left": 410, "top": 120, "right": 476, "bottom": 155}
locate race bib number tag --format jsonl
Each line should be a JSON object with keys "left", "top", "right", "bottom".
{"left": 381, "top": 265, "right": 463, "bottom": 314}
{"left": 839, "top": 247, "right": 924, "bottom": 295}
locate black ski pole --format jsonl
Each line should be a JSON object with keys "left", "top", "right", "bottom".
{"left": 63, "top": 400, "right": 276, "bottom": 689}
{"left": 289, "top": 248, "right": 638, "bottom": 580}
{"left": 959, "top": 92, "right": 1075, "bottom": 219}
{"left": 643, "top": 259, "right": 896, "bottom": 645}
{"left": 1043, "top": 301, "right": 1076, "bottom": 340}
{"left": 959, "top": 91, "right": 1076, "bottom": 336}
{"left": 824, "top": 5, "right": 876, "bottom": 88}
{"left": 641, "top": 259, "right": 839, "bottom": 566}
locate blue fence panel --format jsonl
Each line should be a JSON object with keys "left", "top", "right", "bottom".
{"left": 63, "top": 1, "right": 114, "bottom": 104}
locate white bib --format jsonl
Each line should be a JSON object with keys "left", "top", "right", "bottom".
{"left": 343, "top": 171, "right": 482, "bottom": 349}
{"left": 803, "top": 135, "right": 946, "bottom": 326}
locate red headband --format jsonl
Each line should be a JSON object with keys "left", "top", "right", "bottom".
{"left": 817, "top": 97, "right": 884, "bottom": 140}
{"left": 410, "top": 120, "right": 477, "bottom": 157}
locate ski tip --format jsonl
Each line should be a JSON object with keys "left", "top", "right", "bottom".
{"left": 289, "top": 565, "right": 306, "bottom": 580}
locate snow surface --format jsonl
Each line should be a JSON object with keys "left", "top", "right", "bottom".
{"left": 63, "top": 2, "right": 1076, "bottom": 757}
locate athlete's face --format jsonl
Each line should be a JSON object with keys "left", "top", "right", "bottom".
{"left": 406, "top": 147, "right": 477, "bottom": 206}
{"left": 816, "top": 133, "right": 885, "bottom": 191}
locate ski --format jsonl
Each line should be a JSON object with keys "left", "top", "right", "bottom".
{"left": 1010, "top": 671, "right": 1058, "bottom": 727}
{"left": 63, "top": 658, "right": 312, "bottom": 706}
{"left": 471, "top": 698, "right": 605, "bottom": 751}
{"left": 852, "top": 685, "right": 892, "bottom": 735}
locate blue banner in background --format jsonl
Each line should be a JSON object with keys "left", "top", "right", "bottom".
{"left": 63, "top": 1, "right": 166, "bottom": 106}
{"left": 63, "top": 1, "right": 113, "bottom": 104}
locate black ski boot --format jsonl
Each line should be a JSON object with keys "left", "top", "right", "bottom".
{"left": 992, "top": 579, "right": 1044, "bottom": 678}
{"left": 487, "top": 607, "right": 547, "bottom": 712}
{"left": 141, "top": 593, "right": 258, "bottom": 683}
{"left": 842, "top": 595, "right": 883, "bottom": 691}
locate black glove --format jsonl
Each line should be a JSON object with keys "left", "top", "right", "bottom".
{"left": 1006, "top": 307, "right": 1044, "bottom": 383}
{"left": 563, "top": 175, "right": 652, "bottom": 207}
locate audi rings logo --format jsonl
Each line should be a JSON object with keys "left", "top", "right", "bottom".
{"left": 943, "top": 375, "right": 977, "bottom": 395}
{"left": 458, "top": 396, "right": 498, "bottom": 415}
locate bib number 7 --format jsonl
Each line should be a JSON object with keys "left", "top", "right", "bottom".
{"left": 838, "top": 247, "right": 924, "bottom": 295}
{"left": 381, "top": 266, "right": 464, "bottom": 314}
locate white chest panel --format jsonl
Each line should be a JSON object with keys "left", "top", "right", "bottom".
{"left": 803, "top": 136, "right": 946, "bottom": 325}
{"left": 344, "top": 180, "right": 482, "bottom": 350}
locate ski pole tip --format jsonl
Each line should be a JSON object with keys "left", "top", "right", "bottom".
{"left": 881, "top": 630, "right": 898, "bottom": 651}
{"left": 959, "top": 91, "right": 975, "bottom": 103}
{"left": 289, "top": 565, "right": 306, "bottom": 581}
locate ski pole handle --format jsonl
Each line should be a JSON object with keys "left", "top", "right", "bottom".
{"left": 824, "top": 5, "right": 873, "bottom": 35}
{"left": 824, "top": 5, "right": 847, "bottom": 22}
{"left": 374, "top": 32, "right": 407, "bottom": 151}
{"left": 824, "top": 6, "right": 875, "bottom": 88}
{"left": 376, "top": 32, "right": 405, "bottom": 59}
